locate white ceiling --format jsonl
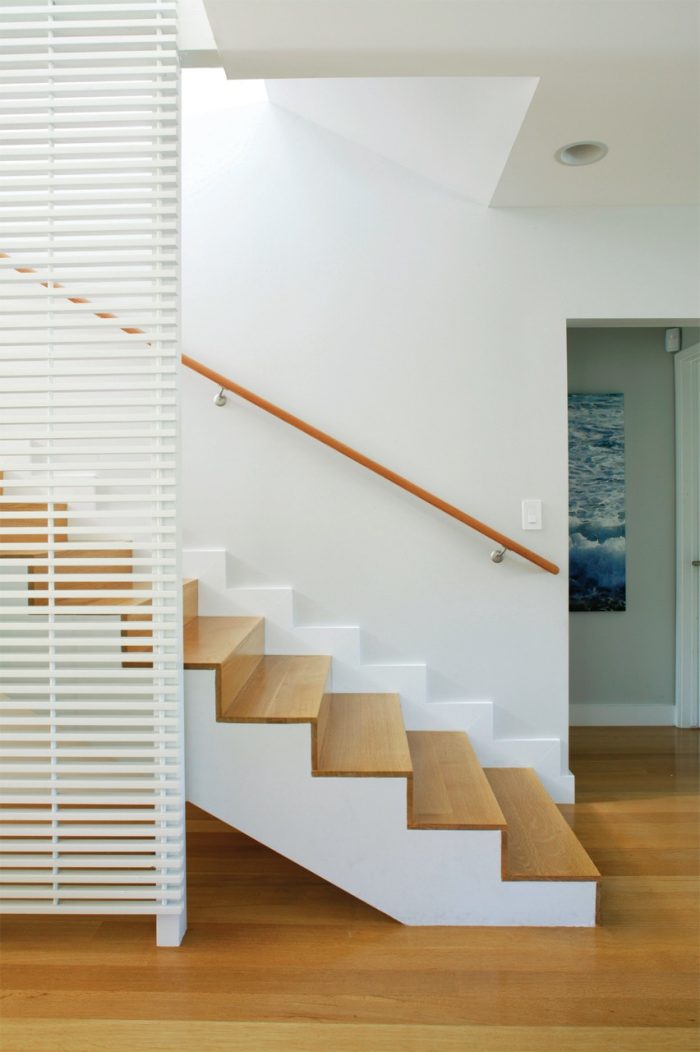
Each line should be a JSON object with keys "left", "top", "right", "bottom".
{"left": 191, "top": 0, "right": 700, "bottom": 207}
{"left": 266, "top": 77, "right": 538, "bottom": 206}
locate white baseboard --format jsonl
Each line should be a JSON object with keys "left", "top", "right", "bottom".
{"left": 570, "top": 702, "right": 676, "bottom": 726}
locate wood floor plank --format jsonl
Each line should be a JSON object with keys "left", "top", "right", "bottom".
{"left": 485, "top": 767, "right": 600, "bottom": 881}
{"left": 315, "top": 693, "right": 412, "bottom": 776}
{"left": 1, "top": 1020, "right": 695, "bottom": 1052}
{"left": 0, "top": 729, "right": 697, "bottom": 1040}
{"left": 221, "top": 655, "right": 331, "bottom": 722}
{"left": 407, "top": 730, "right": 506, "bottom": 829}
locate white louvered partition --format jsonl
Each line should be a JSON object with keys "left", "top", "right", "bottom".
{"left": 0, "top": 0, "right": 184, "bottom": 946}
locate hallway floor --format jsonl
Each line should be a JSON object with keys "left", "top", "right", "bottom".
{"left": 1, "top": 727, "right": 698, "bottom": 1051}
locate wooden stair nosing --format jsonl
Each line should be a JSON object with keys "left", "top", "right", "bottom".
{"left": 406, "top": 730, "right": 507, "bottom": 830}
{"left": 184, "top": 615, "right": 266, "bottom": 718}
{"left": 56, "top": 594, "right": 150, "bottom": 607}
{"left": 220, "top": 654, "right": 330, "bottom": 724}
{"left": 485, "top": 767, "right": 601, "bottom": 883}
{"left": 314, "top": 693, "right": 413, "bottom": 778}
{"left": 183, "top": 615, "right": 263, "bottom": 669}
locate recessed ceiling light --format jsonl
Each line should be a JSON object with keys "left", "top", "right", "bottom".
{"left": 555, "top": 141, "right": 608, "bottom": 167}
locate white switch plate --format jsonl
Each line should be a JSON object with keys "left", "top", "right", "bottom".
{"left": 664, "top": 327, "right": 681, "bottom": 353}
{"left": 522, "top": 498, "right": 542, "bottom": 530}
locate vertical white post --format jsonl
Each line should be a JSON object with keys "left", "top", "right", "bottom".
{"left": 157, "top": 907, "right": 188, "bottom": 948}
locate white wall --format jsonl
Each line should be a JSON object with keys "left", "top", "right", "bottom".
{"left": 568, "top": 328, "right": 676, "bottom": 724}
{"left": 181, "top": 89, "right": 700, "bottom": 748}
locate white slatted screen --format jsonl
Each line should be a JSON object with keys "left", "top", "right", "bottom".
{"left": 0, "top": 0, "right": 184, "bottom": 945}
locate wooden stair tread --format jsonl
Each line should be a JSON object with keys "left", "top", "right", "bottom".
{"left": 184, "top": 615, "right": 263, "bottom": 668}
{"left": 407, "top": 731, "right": 506, "bottom": 829}
{"left": 52, "top": 595, "right": 149, "bottom": 607}
{"left": 26, "top": 550, "right": 136, "bottom": 606}
{"left": 315, "top": 693, "right": 412, "bottom": 777}
{"left": 485, "top": 768, "right": 600, "bottom": 881}
{"left": 0, "top": 501, "right": 68, "bottom": 512}
{"left": 0, "top": 501, "right": 68, "bottom": 544}
{"left": 0, "top": 546, "right": 132, "bottom": 559}
{"left": 184, "top": 615, "right": 266, "bottom": 716}
{"left": 221, "top": 655, "right": 331, "bottom": 723}
{"left": 39, "top": 552, "right": 133, "bottom": 574}
{"left": 0, "top": 547, "right": 131, "bottom": 559}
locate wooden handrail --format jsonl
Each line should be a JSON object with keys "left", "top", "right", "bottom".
{"left": 181, "top": 354, "right": 560, "bottom": 575}
{"left": 0, "top": 247, "right": 557, "bottom": 573}
{"left": 0, "top": 251, "right": 145, "bottom": 336}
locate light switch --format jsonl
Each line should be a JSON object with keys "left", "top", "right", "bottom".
{"left": 522, "top": 499, "right": 542, "bottom": 530}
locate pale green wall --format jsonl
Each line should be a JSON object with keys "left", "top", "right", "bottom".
{"left": 567, "top": 328, "right": 675, "bottom": 717}
{"left": 682, "top": 325, "right": 700, "bottom": 349}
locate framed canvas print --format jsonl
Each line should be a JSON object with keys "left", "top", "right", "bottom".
{"left": 568, "top": 393, "right": 626, "bottom": 611}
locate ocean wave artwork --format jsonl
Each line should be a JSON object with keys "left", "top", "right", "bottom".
{"left": 568, "top": 393, "right": 626, "bottom": 612}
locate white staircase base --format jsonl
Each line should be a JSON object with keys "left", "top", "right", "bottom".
{"left": 185, "top": 669, "right": 596, "bottom": 926}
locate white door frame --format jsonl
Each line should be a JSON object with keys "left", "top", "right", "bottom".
{"left": 675, "top": 341, "right": 700, "bottom": 727}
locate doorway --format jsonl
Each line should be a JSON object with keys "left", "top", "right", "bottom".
{"left": 567, "top": 324, "right": 699, "bottom": 728}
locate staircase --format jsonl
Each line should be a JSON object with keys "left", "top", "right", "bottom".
{"left": 183, "top": 547, "right": 575, "bottom": 802}
{"left": 1, "top": 485, "right": 600, "bottom": 927}
{"left": 183, "top": 576, "right": 600, "bottom": 926}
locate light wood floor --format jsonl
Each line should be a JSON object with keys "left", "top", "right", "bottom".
{"left": 1, "top": 727, "right": 698, "bottom": 1052}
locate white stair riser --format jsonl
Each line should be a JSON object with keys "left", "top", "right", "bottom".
{"left": 182, "top": 547, "right": 229, "bottom": 601}
{"left": 331, "top": 659, "right": 427, "bottom": 705}
{"left": 185, "top": 669, "right": 595, "bottom": 926}
{"left": 294, "top": 625, "right": 361, "bottom": 664}
{"left": 218, "top": 588, "right": 296, "bottom": 628}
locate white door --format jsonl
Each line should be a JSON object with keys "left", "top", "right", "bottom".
{"left": 675, "top": 342, "right": 700, "bottom": 727}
